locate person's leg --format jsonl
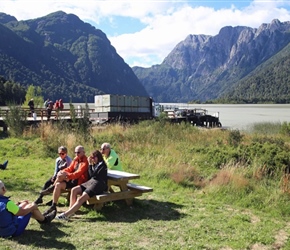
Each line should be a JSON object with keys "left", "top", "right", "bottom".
{"left": 35, "top": 178, "right": 54, "bottom": 204}
{"left": 12, "top": 213, "right": 31, "bottom": 237}
{"left": 69, "top": 186, "right": 83, "bottom": 208}
{"left": 44, "top": 181, "right": 66, "bottom": 215}
{"left": 43, "top": 178, "right": 54, "bottom": 190}
{"left": 52, "top": 181, "right": 66, "bottom": 205}
{"left": 57, "top": 192, "right": 90, "bottom": 219}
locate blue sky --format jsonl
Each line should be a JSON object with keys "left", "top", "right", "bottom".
{"left": 1, "top": 0, "right": 290, "bottom": 67}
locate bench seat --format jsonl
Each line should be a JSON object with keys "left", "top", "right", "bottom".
{"left": 126, "top": 183, "right": 153, "bottom": 193}
{"left": 86, "top": 183, "right": 153, "bottom": 210}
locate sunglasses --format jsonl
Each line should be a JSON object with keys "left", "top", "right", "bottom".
{"left": 59, "top": 152, "right": 66, "bottom": 156}
{"left": 100, "top": 148, "right": 106, "bottom": 151}
{"left": 75, "top": 151, "right": 81, "bottom": 154}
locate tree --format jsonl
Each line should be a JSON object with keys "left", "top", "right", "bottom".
{"left": 0, "top": 76, "right": 26, "bottom": 105}
{"left": 24, "top": 85, "right": 44, "bottom": 108}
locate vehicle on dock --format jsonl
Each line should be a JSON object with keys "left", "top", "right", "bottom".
{"left": 164, "top": 108, "right": 221, "bottom": 127}
{"left": 90, "top": 94, "right": 222, "bottom": 127}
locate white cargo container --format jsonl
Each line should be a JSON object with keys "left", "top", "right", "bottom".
{"left": 94, "top": 94, "right": 152, "bottom": 113}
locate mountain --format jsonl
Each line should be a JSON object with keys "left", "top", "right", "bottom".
{"left": 133, "top": 19, "right": 290, "bottom": 103}
{"left": 0, "top": 11, "right": 148, "bottom": 103}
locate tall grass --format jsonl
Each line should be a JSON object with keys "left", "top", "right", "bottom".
{"left": 1, "top": 120, "right": 290, "bottom": 249}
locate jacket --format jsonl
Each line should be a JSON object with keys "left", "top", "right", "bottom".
{"left": 63, "top": 155, "right": 89, "bottom": 185}
{"left": 0, "top": 195, "right": 18, "bottom": 237}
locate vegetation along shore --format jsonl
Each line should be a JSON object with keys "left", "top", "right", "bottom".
{"left": 1, "top": 119, "right": 290, "bottom": 249}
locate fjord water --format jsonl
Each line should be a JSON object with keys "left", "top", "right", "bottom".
{"left": 192, "top": 104, "right": 290, "bottom": 130}
{"left": 70, "top": 103, "right": 290, "bottom": 131}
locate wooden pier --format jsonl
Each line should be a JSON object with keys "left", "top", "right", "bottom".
{"left": 0, "top": 107, "right": 94, "bottom": 132}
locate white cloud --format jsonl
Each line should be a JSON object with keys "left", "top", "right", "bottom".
{"left": 110, "top": 2, "right": 290, "bottom": 67}
{"left": 1, "top": 0, "right": 290, "bottom": 67}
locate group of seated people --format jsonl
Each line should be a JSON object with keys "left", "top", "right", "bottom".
{"left": 0, "top": 142, "right": 123, "bottom": 238}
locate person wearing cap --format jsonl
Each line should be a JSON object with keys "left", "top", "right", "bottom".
{"left": 0, "top": 180, "right": 56, "bottom": 238}
{"left": 34, "top": 146, "right": 72, "bottom": 205}
{"left": 100, "top": 142, "right": 123, "bottom": 171}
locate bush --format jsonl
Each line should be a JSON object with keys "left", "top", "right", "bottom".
{"left": 4, "top": 103, "right": 27, "bottom": 137}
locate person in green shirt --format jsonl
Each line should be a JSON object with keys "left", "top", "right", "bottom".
{"left": 100, "top": 142, "right": 123, "bottom": 171}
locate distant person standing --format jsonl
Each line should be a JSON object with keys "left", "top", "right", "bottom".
{"left": 54, "top": 100, "right": 60, "bottom": 119}
{"left": 43, "top": 98, "right": 49, "bottom": 108}
{"left": 59, "top": 99, "right": 64, "bottom": 110}
{"left": 46, "top": 100, "right": 54, "bottom": 121}
{"left": 28, "top": 98, "right": 34, "bottom": 117}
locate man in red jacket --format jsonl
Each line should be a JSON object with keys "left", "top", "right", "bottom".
{"left": 43, "top": 145, "right": 88, "bottom": 214}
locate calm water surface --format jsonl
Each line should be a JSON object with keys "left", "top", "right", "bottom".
{"left": 189, "top": 104, "right": 290, "bottom": 130}
{"left": 65, "top": 103, "right": 290, "bottom": 131}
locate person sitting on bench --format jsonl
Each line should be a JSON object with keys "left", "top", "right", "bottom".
{"left": 34, "top": 146, "right": 72, "bottom": 205}
{"left": 101, "top": 142, "right": 123, "bottom": 171}
{"left": 55, "top": 150, "right": 108, "bottom": 220}
{"left": 43, "top": 145, "right": 88, "bottom": 215}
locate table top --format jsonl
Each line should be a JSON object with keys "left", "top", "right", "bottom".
{"left": 108, "top": 170, "right": 140, "bottom": 181}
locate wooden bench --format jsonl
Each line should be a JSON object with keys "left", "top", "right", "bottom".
{"left": 86, "top": 170, "right": 153, "bottom": 211}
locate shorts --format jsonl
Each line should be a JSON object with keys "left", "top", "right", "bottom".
{"left": 65, "top": 179, "right": 78, "bottom": 189}
{"left": 80, "top": 179, "right": 107, "bottom": 198}
{"left": 12, "top": 213, "right": 32, "bottom": 237}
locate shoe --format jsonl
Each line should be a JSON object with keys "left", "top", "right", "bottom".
{"left": 0, "top": 160, "right": 8, "bottom": 170}
{"left": 34, "top": 197, "right": 43, "bottom": 205}
{"left": 43, "top": 205, "right": 56, "bottom": 216}
{"left": 2, "top": 160, "right": 8, "bottom": 170}
{"left": 45, "top": 209, "right": 57, "bottom": 223}
{"left": 56, "top": 212, "right": 68, "bottom": 220}
{"left": 45, "top": 200, "right": 53, "bottom": 206}
{"left": 40, "top": 186, "right": 54, "bottom": 196}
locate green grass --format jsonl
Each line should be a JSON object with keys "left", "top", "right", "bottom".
{"left": 1, "top": 121, "right": 290, "bottom": 249}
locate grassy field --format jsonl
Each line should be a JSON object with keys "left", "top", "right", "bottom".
{"left": 1, "top": 121, "right": 290, "bottom": 249}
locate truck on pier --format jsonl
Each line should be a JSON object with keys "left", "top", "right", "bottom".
{"left": 90, "top": 94, "right": 222, "bottom": 127}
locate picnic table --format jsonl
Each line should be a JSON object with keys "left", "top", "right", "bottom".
{"left": 86, "top": 170, "right": 153, "bottom": 210}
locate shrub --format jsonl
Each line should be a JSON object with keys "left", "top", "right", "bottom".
{"left": 4, "top": 103, "right": 27, "bottom": 137}
{"left": 228, "top": 129, "right": 243, "bottom": 147}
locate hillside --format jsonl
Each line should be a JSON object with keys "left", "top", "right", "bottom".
{"left": 0, "top": 11, "right": 148, "bottom": 103}
{"left": 133, "top": 19, "right": 290, "bottom": 103}
{"left": 220, "top": 42, "right": 290, "bottom": 103}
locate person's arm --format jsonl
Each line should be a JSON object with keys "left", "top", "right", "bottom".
{"left": 66, "top": 160, "right": 88, "bottom": 180}
{"left": 53, "top": 158, "right": 60, "bottom": 177}
{"left": 65, "top": 156, "right": 72, "bottom": 167}
{"left": 15, "top": 202, "right": 38, "bottom": 216}
{"left": 105, "top": 152, "right": 118, "bottom": 169}
{"left": 6, "top": 200, "right": 37, "bottom": 216}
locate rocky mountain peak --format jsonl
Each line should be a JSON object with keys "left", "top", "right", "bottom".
{"left": 134, "top": 19, "right": 290, "bottom": 102}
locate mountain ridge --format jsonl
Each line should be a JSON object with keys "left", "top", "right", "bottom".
{"left": 134, "top": 19, "right": 290, "bottom": 103}
{"left": 0, "top": 11, "right": 148, "bottom": 103}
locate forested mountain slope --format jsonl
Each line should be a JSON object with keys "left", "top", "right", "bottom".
{"left": 0, "top": 11, "right": 148, "bottom": 102}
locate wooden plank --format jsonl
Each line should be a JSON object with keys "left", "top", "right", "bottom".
{"left": 126, "top": 183, "right": 153, "bottom": 193}
{"left": 108, "top": 170, "right": 140, "bottom": 181}
{"left": 87, "top": 190, "right": 142, "bottom": 204}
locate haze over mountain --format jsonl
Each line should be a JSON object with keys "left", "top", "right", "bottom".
{"left": 133, "top": 19, "right": 290, "bottom": 103}
{"left": 0, "top": 11, "right": 148, "bottom": 103}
